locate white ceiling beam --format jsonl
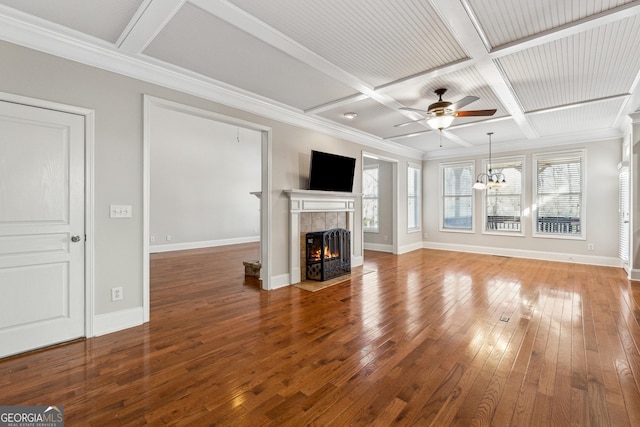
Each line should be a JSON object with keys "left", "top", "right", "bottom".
{"left": 373, "top": 58, "right": 475, "bottom": 93}
{"left": 526, "top": 93, "right": 630, "bottom": 115}
{"left": 490, "top": 2, "right": 640, "bottom": 59}
{"left": 188, "top": 0, "right": 433, "bottom": 126}
{"left": 431, "top": 0, "right": 538, "bottom": 141}
{"left": 117, "top": 0, "right": 186, "bottom": 54}
{"left": 305, "top": 93, "right": 370, "bottom": 114}
{"left": 615, "top": 66, "right": 640, "bottom": 128}
{"left": 190, "top": 0, "right": 375, "bottom": 96}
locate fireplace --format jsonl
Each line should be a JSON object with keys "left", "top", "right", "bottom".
{"left": 285, "top": 189, "right": 361, "bottom": 286}
{"left": 305, "top": 228, "right": 351, "bottom": 281}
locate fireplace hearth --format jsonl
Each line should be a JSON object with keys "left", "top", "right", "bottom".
{"left": 306, "top": 228, "right": 351, "bottom": 281}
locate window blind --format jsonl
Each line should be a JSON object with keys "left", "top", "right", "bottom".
{"left": 619, "top": 166, "right": 629, "bottom": 262}
{"left": 442, "top": 162, "right": 473, "bottom": 230}
{"left": 485, "top": 158, "right": 523, "bottom": 232}
{"left": 408, "top": 165, "right": 420, "bottom": 230}
{"left": 535, "top": 152, "right": 583, "bottom": 236}
{"left": 363, "top": 166, "right": 379, "bottom": 231}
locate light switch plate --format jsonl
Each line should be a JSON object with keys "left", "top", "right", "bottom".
{"left": 110, "top": 204, "right": 132, "bottom": 218}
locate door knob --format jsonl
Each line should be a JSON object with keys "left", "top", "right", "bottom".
{"left": 71, "top": 235, "right": 82, "bottom": 242}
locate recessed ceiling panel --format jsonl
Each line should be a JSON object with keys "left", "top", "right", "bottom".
{"left": 0, "top": 0, "right": 144, "bottom": 43}
{"left": 316, "top": 97, "right": 430, "bottom": 139}
{"left": 143, "top": 3, "right": 357, "bottom": 110}
{"left": 498, "top": 14, "right": 640, "bottom": 112}
{"left": 226, "top": 0, "right": 468, "bottom": 87}
{"left": 468, "top": 0, "right": 634, "bottom": 48}
{"left": 390, "top": 131, "right": 460, "bottom": 153}
{"left": 527, "top": 97, "right": 625, "bottom": 137}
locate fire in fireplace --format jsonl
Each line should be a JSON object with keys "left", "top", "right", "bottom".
{"left": 306, "top": 228, "right": 351, "bottom": 281}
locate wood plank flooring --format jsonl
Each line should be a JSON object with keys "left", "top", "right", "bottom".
{"left": 1, "top": 244, "right": 640, "bottom": 426}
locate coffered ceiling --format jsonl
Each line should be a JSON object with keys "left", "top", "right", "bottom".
{"left": 0, "top": 0, "right": 639, "bottom": 159}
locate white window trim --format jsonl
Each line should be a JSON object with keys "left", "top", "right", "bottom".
{"left": 439, "top": 160, "right": 475, "bottom": 234}
{"left": 363, "top": 164, "right": 379, "bottom": 233}
{"left": 532, "top": 149, "right": 587, "bottom": 240}
{"left": 481, "top": 155, "right": 525, "bottom": 237}
{"left": 407, "top": 162, "right": 421, "bottom": 232}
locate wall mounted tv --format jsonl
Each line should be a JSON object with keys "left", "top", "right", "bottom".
{"left": 308, "top": 150, "right": 356, "bottom": 193}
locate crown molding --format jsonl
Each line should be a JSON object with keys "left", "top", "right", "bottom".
{"left": 422, "top": 128, "right": 624, "bottom": 160}
{"left": 0, "top": 8, "right": 424, "bottom": 160}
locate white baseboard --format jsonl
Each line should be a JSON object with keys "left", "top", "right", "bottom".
{"left": 93, "top": 307, "right": 144, "bottom": 337}
{"left": 628, "top": 268, "right": 640, "bottom": 281}
{"left": 270, "top": 273, "right": 291, "bottom": 290}
{"left": 364, "top": 242, "right": 393, "bottom": 253}
{"left": 398, "top": 242, "right": 423, "bottom": 255}
{"left": 150, "top": 236, "right": 259, "bottom": 253}
{"left": 352, "top": 255, "right": 364, "bottom": 266}
{"left": 422, "top": 241, "right": 622, "bottom": 268}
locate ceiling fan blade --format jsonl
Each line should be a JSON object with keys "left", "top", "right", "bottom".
{"left": 455, "top": 109, "right": 497, "bottom": 117}
{"left": 449, "top": 96, "right": 479, "bottom": 111}
{"left": 394, "top": 118, "right": 424, "bottom": 128}
{"left": 399, "top": 106, "right": 430, "bottom": 113}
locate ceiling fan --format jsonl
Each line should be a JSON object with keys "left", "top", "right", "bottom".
{"left": 395, "top": 88, "right": 497, "bottom": 130}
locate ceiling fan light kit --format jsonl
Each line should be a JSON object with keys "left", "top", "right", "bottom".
{"left": 397, "top": 88, "right": 497, "bottom": 132}
{"left": 427, "top": 114, "right": 455, "bottom": 130}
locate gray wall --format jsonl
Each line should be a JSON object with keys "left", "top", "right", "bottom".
{"left": 150, "top": 107, "right": 261, "bottom": 248}
{"left": 0, "top": 40, "right": 421, "bottom": 317}
{"left": 423, "top": 139, "right": 621, "bottom": 259}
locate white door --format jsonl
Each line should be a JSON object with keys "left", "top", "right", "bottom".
{"left": 0, "top": 100, "right": 85, "bottom": 358}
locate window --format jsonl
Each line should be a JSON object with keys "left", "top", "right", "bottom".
{"left": 534, "top": 150, "right": 585, "bottom": 238}
{"left": 363, "top": 165, "right": 379, "bottom": 232}
{"left": 483, "top": 157, "right": 524, "bottom": 234}
{"left": 441, "top": 161, "right": 474, "bottom": 231}
{"left": 407, "top": 163, "right": 421, "bottom": 231}
{"left": 619, "top": 164, "right": 629, "bottom": 262}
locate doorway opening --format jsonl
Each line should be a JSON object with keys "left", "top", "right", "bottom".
{"left": 362, "top": 152, "right": 399, "bottom": 255}
{"left": 143, "top": 96, "right": 272, "bottom": 323}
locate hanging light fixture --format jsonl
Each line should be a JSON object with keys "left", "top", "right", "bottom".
{"left": 473, "top": 132, "right": 506, "bottom": 190}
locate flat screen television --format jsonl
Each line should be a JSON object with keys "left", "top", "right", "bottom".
{"left": 308, "top": 150, "right": 356, "bottom": 193}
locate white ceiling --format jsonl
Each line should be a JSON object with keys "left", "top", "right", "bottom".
{"left": 0, "top": 0, "right": 639, "bottom": 159}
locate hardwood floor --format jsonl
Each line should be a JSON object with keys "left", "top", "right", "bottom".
{"left": 1, "top": 244, "right": 640, "bottom": 426}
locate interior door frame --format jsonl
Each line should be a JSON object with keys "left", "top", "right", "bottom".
{"left": 143, "top": 96, "right": 272, "bottom": 321}
{"left": 0, "top": 91, "right": 95, "bottom": 337}
{"left": 362, "top": 151, "right": 399, "bottom": 255}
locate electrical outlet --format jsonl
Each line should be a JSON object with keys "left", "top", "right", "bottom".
{"left": 166, "top": 235, "right": 172, "bottom": 241}
{"left": 111, "top": 287, "right": 123, "bottom": 301}
{"left": 150, "top": 235, "right": 155, "bottom": 243}
{"left": 588, "top": 243, "right": 594, "bottom": 251}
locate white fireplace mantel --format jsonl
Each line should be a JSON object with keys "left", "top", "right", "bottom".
{"left": 284, "top": 189, "right": 361, "bottom": 284}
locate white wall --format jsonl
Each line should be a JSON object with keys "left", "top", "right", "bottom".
{"left": 150, "top": 107, "right": 261, "bottom": 250}
{"left": 423, "top": 139, "right": 622, "bottom": 265}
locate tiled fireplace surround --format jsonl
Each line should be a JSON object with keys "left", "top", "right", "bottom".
{"left": 285, "top": 190, "right": 360, "bottom": 284}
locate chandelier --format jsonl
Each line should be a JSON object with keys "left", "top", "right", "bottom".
{"left": 473, "top": 132, "right": 506, "bottom": 190}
